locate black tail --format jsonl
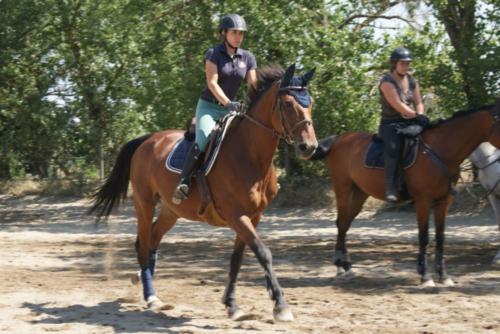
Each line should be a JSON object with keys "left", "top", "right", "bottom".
{"left": 88, "top": 134, "right": 152, "bottom": 222}
{"left": 309, "top": 135, "right": 337, "bottom": 161}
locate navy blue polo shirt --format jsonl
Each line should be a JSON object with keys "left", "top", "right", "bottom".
{"left": 201, "top": 43, "right": 257, "bottom": 102}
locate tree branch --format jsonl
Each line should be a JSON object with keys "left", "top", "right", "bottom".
{"left": 339, "top": 14, "right": 417, "bottom": 30}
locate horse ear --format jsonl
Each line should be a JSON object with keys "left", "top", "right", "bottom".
{"left": 280, "top": 64, "right": 296, "bottom": 88}
{"left": 302, "top": 68, "right": 316, "bottom": 85}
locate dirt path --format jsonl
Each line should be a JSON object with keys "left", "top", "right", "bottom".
{"left": 0, "top": 195, "right": 499, "bottom": 333}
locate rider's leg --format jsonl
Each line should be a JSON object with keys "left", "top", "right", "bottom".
{"left": 380, "top": 122, "right": 404, "bottom": 202}
{"left": 172, "top": 98, "right": 227, "bottom": 203}
{"left": 172, "top": 142, "right": 203, "bottom": 202}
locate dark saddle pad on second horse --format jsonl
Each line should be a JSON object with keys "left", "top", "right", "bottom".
{"left": 364, "top": 135, "right": 419, "bottom": 170}
{"left": 165, "top": 114, "right": 238, "bottom": 175}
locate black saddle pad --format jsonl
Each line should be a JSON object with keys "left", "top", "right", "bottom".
{"left": 364, "top": 135, "right": 419, "bottom": 169}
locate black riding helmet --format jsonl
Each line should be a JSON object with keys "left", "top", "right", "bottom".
{"left": 390, "top": 47, "right": 412, "bottom": 62}
{"left": 220, "top": 14, "right": 247, "bottom": 32}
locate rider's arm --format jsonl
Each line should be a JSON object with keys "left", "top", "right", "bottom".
{"left": 380, "top": 81, "right": 417, "bottom": 118}
{"left": 205, "top": 60, "right": 231, "bottom": 106}
{"left": 413, "top": 82, "right": 425, "bottom": 115}
{"left": 246, "top": 68, "right": 257, "bottom": 90}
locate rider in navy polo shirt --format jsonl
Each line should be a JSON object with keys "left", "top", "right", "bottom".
{"left": 172, "top": 14, "right": 257, "bottom": 204}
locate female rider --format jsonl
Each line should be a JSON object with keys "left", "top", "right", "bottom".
{"left": 379, "top": 47, "right": 425, "bottom": 202}
{"left": 172, "top": 14, "right": 257, "bottom": 204}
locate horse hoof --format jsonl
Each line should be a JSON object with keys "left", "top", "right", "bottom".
{"left": 131, "top": 271, "right": 141, "bottom": 285}
{"left": 343, "top": 269, "right": 355, "bottom": 279}
{"left": 336, "top": 268, "right": 355, "bottom": 279}
{"left": 228, "top": 309, "right": 246, "bottom": 321}
{"left": 171, "top": 197, "right": 181, "bottom": 205}
{"left": 421, "top": 279, "right": 436, "bottom": 288}
{"left": 441, "top": 278, "right": 455, "bottom": 287}
{"left": 273, "top": 306, "right": 294, "bottom": 322}
{"left": 146, "top": 296, "right": 173, "bottom": 312}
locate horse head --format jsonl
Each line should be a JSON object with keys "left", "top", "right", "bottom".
{"left": 275, "top": 64, "right": 318, "bottom": 159}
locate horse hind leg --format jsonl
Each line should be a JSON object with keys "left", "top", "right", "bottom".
{"left": 132, "top": 204, "right": 178, "bottom": 286}
{"left": 334, "top": 185, "right": 368, "bottom": 278}
{"left": 133, "top": 192, "right": 177, "bottom": 311}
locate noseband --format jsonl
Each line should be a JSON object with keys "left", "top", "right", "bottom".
{"left": 242, "top": 85, "right": 312, "bottom": 144}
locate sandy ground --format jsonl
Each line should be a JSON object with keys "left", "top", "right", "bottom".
{"left": 0, "top": 194, "right": 499, "bottom": 334}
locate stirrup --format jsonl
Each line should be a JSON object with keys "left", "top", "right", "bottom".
{"left": 172, "top": 184, "right": 189, "bottom": 204}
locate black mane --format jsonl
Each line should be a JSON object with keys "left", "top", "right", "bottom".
{"left": 448, "top": 104, "right": 494, "bottom": 119}
{"left": 431, "top": 104, "right": 494, "bottom": 127}
{"left": 246, "top": 65, "right": 284, "bottom": 110}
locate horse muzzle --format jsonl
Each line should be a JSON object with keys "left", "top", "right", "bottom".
{"left": 294, "top": 139, "right": 318, "bottom": 159}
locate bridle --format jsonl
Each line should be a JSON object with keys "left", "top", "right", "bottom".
{"left": 241, "top": 84, "right": 313, "bottom": 144}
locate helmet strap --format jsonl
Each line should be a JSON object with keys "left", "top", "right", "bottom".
{"left": 224, "top": 39, "right": 238, "bottom": 54}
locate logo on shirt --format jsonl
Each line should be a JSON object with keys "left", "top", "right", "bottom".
{"left": 238, "top": 61, "right": 247, "bottom": 69}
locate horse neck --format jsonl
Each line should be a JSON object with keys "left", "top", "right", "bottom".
{"left": 235, "top": 84, "right": 280, "bottom": 170}
{"left": 423, "top": 111, "right": 491, "bottom": 167}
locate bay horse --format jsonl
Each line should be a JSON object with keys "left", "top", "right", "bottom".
{"left": 469, "top": 142, "right": 500, "bottom": 264}
{"left": 89, "top": 64, "right": 318, "bottom": 321}
{"left": 311, "top": 101, "right": 500, "bottom": 287}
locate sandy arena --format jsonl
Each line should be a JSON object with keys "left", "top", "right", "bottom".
{"left": 0, "top": 194, "right": 499, "bottom": 333}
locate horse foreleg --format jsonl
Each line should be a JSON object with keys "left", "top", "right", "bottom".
{"left": 433, "top": 195, "right": 454, "bottom": 286}
{"left": 488, "top": 194, "right": 500, "bottom": 264}
{"left": 222, "top": 236, "right": 246, "bottom": 320}
{"left": 415, "top": 199, "right": 434, "bottom": 286}
{"left": 333, "top": 218, "right": 353, "bottom": 277}
{"left": 228, "top": 214, "right": 293, "bottom": 322}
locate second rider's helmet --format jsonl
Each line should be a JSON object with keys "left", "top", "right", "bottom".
{"left": 390, "top": 47, "right": 412, "bottom": 62}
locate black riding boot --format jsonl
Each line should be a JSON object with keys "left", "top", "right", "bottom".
{"left": 384, "top": 155, "right": 399, "bottom": 202}
{"left": 172, "top": 143, "right": 202, "bottom": 204}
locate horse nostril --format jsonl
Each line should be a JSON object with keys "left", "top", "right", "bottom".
{"left": 299, "top": 143, "right": 308, "bottom": 152}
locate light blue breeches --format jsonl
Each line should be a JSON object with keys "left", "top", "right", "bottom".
{"left": 195, "top": 98, "right": 229, "bottom": 152}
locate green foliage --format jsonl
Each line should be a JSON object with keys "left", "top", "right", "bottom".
{"left": 0, "top": 0, "right": 497, "bottom": 186}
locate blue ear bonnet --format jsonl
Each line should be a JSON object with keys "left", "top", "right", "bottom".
{"left": 286, "top": 76, "right": 311, "bottom": 108}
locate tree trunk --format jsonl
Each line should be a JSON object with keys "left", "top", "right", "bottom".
{"left": 429, "top": 0, "right": 488, "bottom": 107}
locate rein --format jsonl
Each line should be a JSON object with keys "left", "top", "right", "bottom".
{"left": 418, "top": 136, "right": 459, "bottom": 192}
{"left": 241, "top": 85, "right": 312, "bottom": 144}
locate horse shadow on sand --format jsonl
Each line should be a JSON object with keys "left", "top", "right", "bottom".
{"left": 21, "top": 300, "right": 220, "bottom": 333}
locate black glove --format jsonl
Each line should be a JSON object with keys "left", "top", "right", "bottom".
{"left": 225, "top": 101, "right": 241, "bottom": 112}
{"left": 416, "top": 114, "right": 430, "bottom": 127}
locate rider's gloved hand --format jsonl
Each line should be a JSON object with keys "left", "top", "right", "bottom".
{"left": 225, "top": 101, "right": 241, "bottom": 112}
{"left": 416, "top": 114, "right": 430, "bottom": 127}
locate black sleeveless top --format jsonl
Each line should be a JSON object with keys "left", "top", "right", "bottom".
{"left": 379, "top": 73, "right": 417, "bottom": 119}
